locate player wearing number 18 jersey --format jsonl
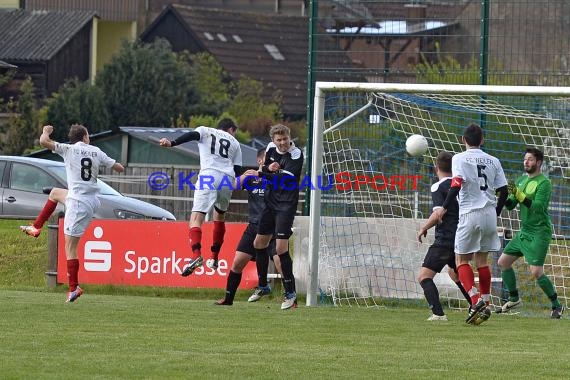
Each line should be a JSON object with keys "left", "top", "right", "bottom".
{"left": 435, "top": 123, "right": 508, "bottom": 325}
{"left": 159, "top": 119, "right": 243, "bottom": 276}
{"left": 39, "top": 124, "right": 124, "bottom": 302}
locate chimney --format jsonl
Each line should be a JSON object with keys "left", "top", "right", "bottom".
{"left": 404, "top": 3, "right": 427, "bottom": 23}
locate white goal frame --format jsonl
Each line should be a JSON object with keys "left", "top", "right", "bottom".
{"left": 307, "top": 82, "right": 570, "bottom": 307}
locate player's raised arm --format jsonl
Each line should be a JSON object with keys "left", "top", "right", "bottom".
{"left": 162, "top": 131, "right": 201, "bottom": 147}
{"left": 158, "top": 138, "right": 172, "bottom": 147}
{"left": 39, "top": 125, "right": 57, "bottom": 151}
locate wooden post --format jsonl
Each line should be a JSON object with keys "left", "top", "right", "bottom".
{"left": 45, "top": 214, "right": 60, "bottom": 288}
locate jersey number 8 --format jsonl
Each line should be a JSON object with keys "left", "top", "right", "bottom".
{"left": 81, "top": 158, "right": 93, "bottom": 181}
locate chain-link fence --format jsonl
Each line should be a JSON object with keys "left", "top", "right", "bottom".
{"left": 310, "top": 0, "right": 570, "bottom": 86}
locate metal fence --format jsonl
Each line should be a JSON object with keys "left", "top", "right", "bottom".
{"left": 309, "top": 0, "right": 570, "bottom": 86}
{"left": 306, "top": 0, "right": 570, "bottom": 231}
{"left": 99, "top": 165, "right": 305, "bottom": 222}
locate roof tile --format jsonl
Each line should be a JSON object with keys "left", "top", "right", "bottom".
{"left": 0, "top": 8, "right": 96, "bottom": 61}
{"left": 161, "top": 5, "right": 356, "bottom": 117}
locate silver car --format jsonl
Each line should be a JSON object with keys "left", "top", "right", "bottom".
{"left": 0, "top": 156, "right": 175, "bottom": 220}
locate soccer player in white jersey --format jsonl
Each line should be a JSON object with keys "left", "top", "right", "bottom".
{"left": 159, "top": 119, "right": 243, "bottom": 276}
{"left": 434, "top": 123, "right": 508, "bottom": 325}
{"left": 39, "top": 124, "right": 124, "bottom": 302}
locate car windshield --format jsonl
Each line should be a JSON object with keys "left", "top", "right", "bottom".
{"left": 49, "top": 165, "right": 122, "bottom": 196}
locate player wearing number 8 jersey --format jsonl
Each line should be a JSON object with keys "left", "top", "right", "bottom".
{"left": 39, "top": 124, "right": 124, "bottom": 302}
{"left": 434, "top": 123, "right": 508, "bottom": 325}
{"left": 159, "top": 119, "right": 243, "bottom": 276}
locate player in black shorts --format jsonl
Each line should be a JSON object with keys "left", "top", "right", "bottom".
{"left": 215, "top": 149, "right": 280, "bottom": 306}
{"left": 254, "top": 124, "right": 304, "bottom": 310}
{"left": 417, "top": 151, "right": 472, "bottom": 321}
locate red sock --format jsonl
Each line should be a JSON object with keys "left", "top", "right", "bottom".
{"left": 457, "top": 263, "right": 479, "bottom": 305}
{"left": 478, "top": 266, "right": 491, "bottom": 305}
{"left": 212, "top": 221, "right": 226, "bottom": 255}
{"left": 67, "top": 259, "right": 79, "bottom": 292}
{"left": 189, "top": 227, "right": 202, "bottom": 258}
{"left": 33, "top": 199, "right": 58, "bottom": 229}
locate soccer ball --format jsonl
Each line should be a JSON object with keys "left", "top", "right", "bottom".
{"left": 406, "top": 134, "right": 428, "bottom": 157}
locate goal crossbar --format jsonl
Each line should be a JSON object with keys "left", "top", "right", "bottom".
{"left": 314, "top": 82, "right": 570, "bottom": 96}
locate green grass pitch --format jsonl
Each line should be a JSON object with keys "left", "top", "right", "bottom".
{"left": 2, "top": 220, "right": 569, "bottom": 378}
{"left": 0, "top": 290, "right": 569, "bottom": 379}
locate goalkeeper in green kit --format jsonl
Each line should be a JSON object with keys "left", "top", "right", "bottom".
{"left": 497, "top": 147, "right": 564, "bottom": 318}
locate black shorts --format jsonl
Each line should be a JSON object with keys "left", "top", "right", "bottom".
{"left": 257, "top": 207, "right": 295, "bottom": 239}
{"left": 236, "top": 223, "right": 276, "bottom": 259}
{"left": 422, "top": 245, "right": 456, "bottom": 273}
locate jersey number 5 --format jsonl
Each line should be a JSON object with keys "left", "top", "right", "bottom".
{"left": 210, "top": 134, "right": 230, "bottom": 158}
{"left": 477, "top": 164, "right": 488, "bottom": 191}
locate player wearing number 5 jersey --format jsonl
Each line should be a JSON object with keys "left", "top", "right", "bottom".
{"left": 39, "top": 124, "right": 124, "bottom": 302}
{"left": 434, "top": 123, "right": 508, "bottom": 325}
{"left": 159, "top": 119, "right": 243, "bottom": 276}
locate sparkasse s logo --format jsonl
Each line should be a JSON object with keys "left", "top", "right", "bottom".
{"left": 83, "top": 226, "right": 112, "bottom": 272}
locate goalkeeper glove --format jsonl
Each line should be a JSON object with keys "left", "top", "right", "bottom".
{"left": 507, "top": 181, "right": 526, "bottom": 203}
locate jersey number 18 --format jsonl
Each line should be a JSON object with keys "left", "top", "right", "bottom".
{"left": 210, "top": 134, "right": 231, "bottom": 158}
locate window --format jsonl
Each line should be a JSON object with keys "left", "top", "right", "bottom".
{"left": 0, "top": 160, "right": 6, "bottom": 186}
{"left": 264, "top": 44, "right": 285, "bottom": 60}
{"left": 10, "top": 163, "right": 58, "bottom": 193}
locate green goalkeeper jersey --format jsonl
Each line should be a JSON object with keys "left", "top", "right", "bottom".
{"left": 506, "top": 173, "right": 552, "bottom": 233}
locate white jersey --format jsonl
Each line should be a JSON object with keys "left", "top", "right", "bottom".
{"left": 452, "top": 148, "right": 507, "bottom": 215}
{"left": 54, "top": 142, "right": 116, "bottom": 202}
{"left": 195, "top": 126, "right": 242, "bottom": 178}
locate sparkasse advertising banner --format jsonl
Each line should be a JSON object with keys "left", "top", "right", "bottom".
{"left": 57, "top": 220, "right": 258, "bottom": 289}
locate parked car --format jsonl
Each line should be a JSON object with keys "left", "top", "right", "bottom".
{"left": 0, "top": 156, "right": 175, "bottom": 220}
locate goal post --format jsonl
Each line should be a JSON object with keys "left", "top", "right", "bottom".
{"left": 307, "top": 82, "right": 570, "bottom": 311}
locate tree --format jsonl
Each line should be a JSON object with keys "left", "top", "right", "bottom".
{"left": 46, "top": 78, "right": 109, "bottom": 142}
{"left": 187, "top": 52, "right": 231, "bottom": 115}
{"left": 1, "top": 77, "right": 38, "bottom": 155}
{"left": 414, "top": 42, "right": 513, "bottom": 86}
{"left": 95, "top": 39, "right": 194, "bottom": 128}
{"left": 227, "top": 77, "right": 282, "bottom": 133}
{"left": 180, "top": 53, "right": 284, "bottom": 141}
{"left": 0, "top": 69, "right": 15, "bottom": 113}
{"left": 0, "top": 70, "right": 12, "bottom": 88}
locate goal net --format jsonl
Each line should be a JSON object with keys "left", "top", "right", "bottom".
{"left": 307, "top": 83, "right": 570, "bottom": 315}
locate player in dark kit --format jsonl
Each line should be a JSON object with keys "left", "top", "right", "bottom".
{"left": 417, "top": 151, "right": 472, "bottom": 321}
{"left": 254, "top": 124, "right": 304, "bottom": 310}
{"left": 215, "top": 149, "right": 279, "bottom": 305}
